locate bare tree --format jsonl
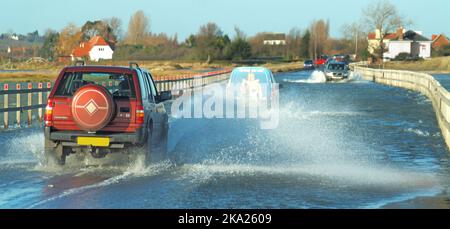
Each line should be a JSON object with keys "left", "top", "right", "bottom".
{"left": 363, "top": 0, "right": 404, "bottom": 61}
{"left": 56, "top": 23, "right": 82, "bottom": 56}
{"left": 286, "top": 27, "right": 302, "bottom": 60}
{"left": 341, "top": 22, "right": 367, "bottom": 59}
{"left": 125, "top": 10, "right": 150, "bottom": 45}
{"left": 310, "top": 19, "right": 330, "bottom": 59}
{"left": 198, "top": 22, "right": 223, "bottom": 38}
{"left": 234, "top": 26, "right": 246, "bottom": 40}
{"left": 104, "top": 17, "right": 123, "bottom": 41}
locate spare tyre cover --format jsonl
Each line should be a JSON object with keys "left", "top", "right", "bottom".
{"left": 71, "top": 84, "right": 115, "bottom": 132}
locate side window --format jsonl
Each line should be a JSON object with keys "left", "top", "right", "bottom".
{"left": 136, "top": 69, "right": 148, "bottom": 100}
{"left": 146, "top": 72, "right": 157, "bottom": 97}
{"left": 142, "top": 72, "right": 153, "bottom": 100}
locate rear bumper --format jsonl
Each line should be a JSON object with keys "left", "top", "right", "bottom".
{"left": 45, "top": 126, "right": 145, "bottom": 147}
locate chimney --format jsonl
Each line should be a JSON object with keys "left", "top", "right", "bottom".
{"left": 432, "top": 34, "right": 438, "bottom": 41}
{"left": 397, "top": 27, "right": 404, "bottom": 40}
{"left": 375, "top": 28, "right": 381, "bottom": 39}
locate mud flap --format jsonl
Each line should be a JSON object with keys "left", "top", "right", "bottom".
{"left": 44, "top": 139, "right": 66, "bottom": 166}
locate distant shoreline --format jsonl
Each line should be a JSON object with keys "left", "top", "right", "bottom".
{"left": 0, "top": 61, "right": 304, "bottom": 83}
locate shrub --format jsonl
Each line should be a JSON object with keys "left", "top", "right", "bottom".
{"left": 394, "top": 52, "right": 411, "bottom": 61}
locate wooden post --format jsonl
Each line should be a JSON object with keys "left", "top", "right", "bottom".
{"left": 38, "top": 82, "right": 43, "bottom": 122}
{"left": 27, "top": 83, "right": 32, "bottom": 126}
{"left": 3, "top": 84, "right": 8, "bottom": 129}
{"left": 46, "top": 82, "right": 51, "bottom": 100}
{"left": 16, "top": 83, "right": 21, "bottom": 127}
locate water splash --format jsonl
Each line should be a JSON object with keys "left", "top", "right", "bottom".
{"left": 27, "top": 159, "right": 174, "bottom": 208}
{"left": 404, "top": 128, "right": 431, "bottom": 137}
{"left": 284, "top": 70, "right": 327, "bottom": 83}
{"left": 0, "top": 129, "right": 44, "bottom": 166}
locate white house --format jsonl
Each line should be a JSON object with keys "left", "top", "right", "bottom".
{"left": 262, "top": 33, "right": 286, "bottom": 45}
{"left": 384, "top": 30, "right": 432, "bottom": 60}
{"left": 368, "top": 28, "right": 432, "bottom": 61}
{"left": 10, "top": 35, "right": 19, "bottom": 41}
{"left": 367, "top": 28, "right": 401, "bottom": 55}
{"left": 71, "top": 36, "right": 114, "bottom": 62}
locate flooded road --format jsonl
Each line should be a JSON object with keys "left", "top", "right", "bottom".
{"left": 0, "top": 70, "right": 449, "bottom": 208}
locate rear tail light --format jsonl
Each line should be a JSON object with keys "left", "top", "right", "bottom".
{"left": 44, "top": 99, "right": 54, "bottom": 126}
{"left": 136, "top": 105, "right": 145, "bottom": 124}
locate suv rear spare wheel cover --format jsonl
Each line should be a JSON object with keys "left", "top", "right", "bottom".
{"left": 71, "top": 84, "right": 115, "bottom": 132}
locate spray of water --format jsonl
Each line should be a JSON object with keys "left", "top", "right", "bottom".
{"left": 169, "top": 89, "right": 440, "bottom": 193}
{"left": 284, "top": 70, "right": 327, "bottom": 83}
{"left": 0, "top": 130, "right": 44, "bottom": 166}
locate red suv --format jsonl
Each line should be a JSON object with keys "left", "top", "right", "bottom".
{"left": 44, "top": 62, "right": 171, "bottom": 166}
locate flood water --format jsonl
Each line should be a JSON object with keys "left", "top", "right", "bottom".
{"left": 0, "top": 70, "right": 449, "bottom": 208}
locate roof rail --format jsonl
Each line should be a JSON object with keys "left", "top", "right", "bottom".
{"left": 74, "top": 60, "right": 85, "bottom": 66}
{"left": 129, "top": 62, "right": 140, "bottom": 68}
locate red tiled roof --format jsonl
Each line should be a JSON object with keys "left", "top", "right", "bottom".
{"left": 71, "top": 36, "right": 110, "bottom": 57}
{"left": 368, "top": 32, "right": 398, "bottom": 40}
{"left": 432, "top": 34, "right": 450, "bottom": 49}
{"left": 384, "top": 33, "right": 398, "bottom": 40}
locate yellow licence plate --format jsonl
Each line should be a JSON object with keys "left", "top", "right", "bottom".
{"left": 77, "top": 137, "right": 110, "bottom": 147}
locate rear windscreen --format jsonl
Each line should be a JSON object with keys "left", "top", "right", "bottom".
{"left": 327, "top": 64, "right": 346, "bottom": 71}
{"left": 230, "top": 71, "right": 270, "bottom": 84}
{"left": 54, "top": 72, "right": 136, "bottom": 98}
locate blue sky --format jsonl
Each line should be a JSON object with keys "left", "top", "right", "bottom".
{"left": 1, "top": 0, "right": 449, "bottom": 39}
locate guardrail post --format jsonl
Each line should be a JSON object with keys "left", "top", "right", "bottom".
{"left": 46, "top": 82, "right": 51, "bottom": 100}
{"left": 3, "top": 84, "right": 8, "bottom": 129}
{"left": 16, "top": 83, "right": 21, "bottom": 127}
{"left": 38, "top": 82, "right": 43, "bottom": 122}
{"left": 27, "top": 83, "right": 32, "bottom": 126}
{"left": 166, "top": 77, "right": 169, "bottom": 92}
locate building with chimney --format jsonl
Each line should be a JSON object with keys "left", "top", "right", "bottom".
{"left": 431, "top": 34, "right": 449, "bottom": 50}
{"left": 367, "top": 27, "right": 432, "bottom": 61}
{"left": 71, "top": 36, "right": 113, "bottom": 62}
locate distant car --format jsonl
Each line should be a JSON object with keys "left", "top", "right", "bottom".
{"left": 227, "top": 67, "right": 277, "bottom": 107}
{"left": 314, "top": 55, "right": 328, "bottom": 66}
{"left": 325, "top": 57, "right": 334, "bottom": 65}
{"left": 324, "top": 61, "right": 350, "bottom": 81}
{"left": 333, "top": 54, "right": 351, "bottom": 63}
{"left": 303, "top": 60, "right": 314, "bottom": 70}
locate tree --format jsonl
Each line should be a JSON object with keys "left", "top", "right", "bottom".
{"left": 224, "top": 27, "right": 252, "bottom": 60}
{"left": 56, "top": 23, "right": 82, "bottom": 56}
{"left": 39, "top": 30, "right": 59, "bottom": 60}
{"left": 193, "top": 22, "right": 227, "bottom": 61}
{"left": 26, "top": 30, "right": 41, "bottom": 43}
{"left": 125, "top": 10, "right": 150, "bottom": 45}
{"left": 80, "top": 20, "right": 118, "bottom": 49}
{"left": 299, "top": 30, "right": 311, "bottom": 59}
{"left": 185, "top": 34, "right": 196, "bottom": 48}
{"left": 340, "top": 22, "right": 368, "bottom": 59}
{"left": 363, "top": 0, "right": 405, "bottom": 61}
{"left": 104, "top": 17, "right": 123, "bottom": 41}
{"left": 310, "top": 19, "right": 330, "bottom": 60}
{"left": 286, "top": 27, "right": 302, "bottom": 60}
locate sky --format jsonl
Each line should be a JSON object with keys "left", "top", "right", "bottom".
{"left": 1, "top": 0, "right": 449, "bottom": 40}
